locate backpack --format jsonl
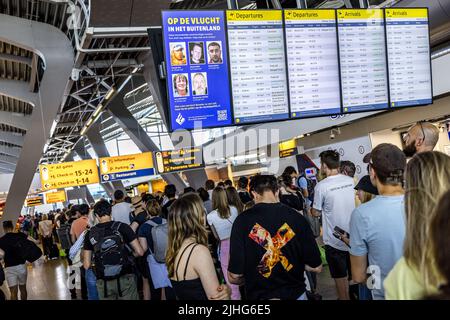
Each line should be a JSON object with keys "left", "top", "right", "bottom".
{"left": 299, "top": 175, "right": 317, "bottom": 203}
{"left": 149, "top": 220, "right": 168, "bottom": 264}
{"left": 89, "top": 222, "right": 129, "bottom": 280}
{"left": 56, "top": 223, "right": 72, "bottom": 250}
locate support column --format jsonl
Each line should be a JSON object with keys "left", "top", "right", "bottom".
{"left": 85, "top": 122, "right": 125, "bottom": 193}
{"left": 1, "top": 14, "right": 74, "bottom": 225}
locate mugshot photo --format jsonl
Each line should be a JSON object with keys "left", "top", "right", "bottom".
{"left": 191, "top": 72, "right": 208, "bottom": 96}
{"left": 170, "top": 42, "right": 187, "bottom": 66}
{"left": 188, "top": 42, "right": 205, "bottom": 65}
{"left": 172, "top": 73, "right": 190, "bottom": 97}
{"left": 206, "top": 41, "right": 223, "bottom": 64}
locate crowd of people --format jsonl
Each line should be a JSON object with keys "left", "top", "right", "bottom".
{"left": 0, "top": 122, "right": 449, "bottom": 301}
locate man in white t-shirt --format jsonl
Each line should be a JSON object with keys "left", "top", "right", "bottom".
{"left": 111, "top": 190, "right": 132, "bottom": 225}
{"left": 311, "top": 150, "right": 355, "bottom": 300}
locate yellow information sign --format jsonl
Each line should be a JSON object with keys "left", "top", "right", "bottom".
{"left": 45, "top": 190, "right": 67, "bottom": 204}
{"left": 39, "top": 159, "right": 99, "bottom": 191}
{"left": 385, "top": 8, "right": 428, "bottom": 19}
{"left": 284, "top": 9, "right": 335, "bottom": 21}
{"left": 99, "top": 152, "right": 154, "bottom": 183}
{"left": 279, "top": 139, "right": 298, "bottom": 158}
{"left": 337, "top": 9, "right": 384, "bottom": 20}
{"left": 227, "top": 10, "right": 282, "bottom": 22}
{"left": 25, "top": 196, "right": 44, "bottom": 207}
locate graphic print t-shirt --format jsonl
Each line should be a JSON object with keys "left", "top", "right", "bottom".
{"left": 228, "top": 203, "right": 322, "bottom": 300}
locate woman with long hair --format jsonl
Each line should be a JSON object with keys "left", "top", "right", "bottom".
{"left": 38, "top": 214, "right": 54, "bottom": 260}
{"left": 225, "top": 187, "right": 244, "bottom": 214}
{"left": 207, "top": 187, "right": 240, "bottom": 299}
{"left": 167, "top": 193, "right": 230, "bottom": 300}
{"left": 426, "top": 190, "right": 450, "bottom": 299}
{"left": 384, "top": 151, "right": 450, "bottom": 299}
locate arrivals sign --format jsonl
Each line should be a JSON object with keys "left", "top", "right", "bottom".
{"left": 155, "top": 147, "right": 204, "bottom": 173}
{"left": 25, "top": 195, "right": 44, "bottom": 207}
{"left": 99, "top": 152, "right": 155, "bottom": 183}
{"left": 279, "top": 139, "right": 298, "bottom": 158}
{"left": 162, "top": 10, "right": 233, "bottom": 131}
{"left": 385, "top": 8, "right": 432, "bottom": 108}
{"left": 337, "top": 9, "right": 389, "bottom": 113}
{"left": 39, "top": 159, "right": 99, "bottom": 190}
{"left": 45, "top": 190, "right": 67, "bottom": 204}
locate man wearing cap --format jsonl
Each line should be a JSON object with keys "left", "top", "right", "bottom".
{"left": 349, "top": 143, "right": 406, "bottom": 300}
{"left": 170, "top": 44, "right": 187, "bottom": 66}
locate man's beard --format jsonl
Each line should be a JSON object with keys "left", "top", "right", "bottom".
{"left": 403, "top": 142, "right": 417, "bottom": 157}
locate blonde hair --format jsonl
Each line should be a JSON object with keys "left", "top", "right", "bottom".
{"left": 359, "top": 190, "right": 375, "bottom": 204}
{"left": 212, "top": 187, "right": 230, "bottom": 219}
{"left": 404, "top": 151, "right": 450, "bottom": 289}
{"left": 42, "top": 214, "right": 48, "bottom": 221}
{"left": 166, "top": 193, "right": 208, "bottom": 278}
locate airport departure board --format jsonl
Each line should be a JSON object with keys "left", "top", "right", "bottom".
{"left": 285, "top": 9, "right": 341, "bottom": 118}
{"left": 386, "top": 8, "right": 432, "bottom": 108}
{"left": 337, "top": 9, "right": 389, "bottom": 113}
{"left": 227, "top": 10, "right": 289, "bottom": 124}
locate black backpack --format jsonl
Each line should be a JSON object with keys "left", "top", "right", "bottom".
{"left": 56, "top": 223, "right": 72, "bottom": 250}
{"left": 89, "top": 222, "right": 129, "bottom": 280}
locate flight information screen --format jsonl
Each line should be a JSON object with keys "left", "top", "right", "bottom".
{"left": 285, "top": 9, "right": 341, "bottom": 118}
{"left": 227, "top": 10, "right": 289, "bottom": 124}
{"left": 337, "top": 9, "right": 389, "bottom": 113}
{"left": 386, "top": 8, "right": 432, "bottom": 108}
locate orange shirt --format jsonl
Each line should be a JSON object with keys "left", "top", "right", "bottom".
{"left": 70, "top": 216, "right": 89, "bottom": 240}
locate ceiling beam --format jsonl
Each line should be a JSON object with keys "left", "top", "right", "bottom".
{"left": 0, "top": 110, "right": 32, "bottom": 130}
{"left": 0, "top": 53, "right": 32, "bottom": 66}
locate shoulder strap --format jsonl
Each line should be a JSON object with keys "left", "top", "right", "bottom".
{"left": 145, "top": 219, "right": 159, "bottom": 228}
{"left": 183, "top": 244, "right": 199, "bottom": 281}
{"left": 174, "top": 242, "right": 196, "bottom": 281}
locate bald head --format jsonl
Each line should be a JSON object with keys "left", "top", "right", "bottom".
{"left": 403, "top": 122, "right": 439, "bottom": 157}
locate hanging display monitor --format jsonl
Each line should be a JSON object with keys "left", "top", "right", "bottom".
{"left": 227, "top": 10, "right": 289, "bottom": 124}
{"left": 385, "top": 8, "right": 432, "bottom": 108}
{"left": 284, "top": 9, "right": 342, "bottom": 118}
{"left": 99, "top": 152, "right": 155, "bottom": 183}
{"left": 39, "top": 159, "right": 100, "bottom": 191}
{"left": 25, "top": 195, "right": 44, "bottom": 207}
{"left": 337, "top": 9, "right": 389, "bottom": 113}
{"left": 155, "top": 147, "right": 204, "bottom": 173}
{"left": 162, "top": 10, "right": 233, "bottom": 131}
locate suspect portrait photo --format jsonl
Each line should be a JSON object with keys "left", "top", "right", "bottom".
{"left": 170, "top": 42, "right": 187, "bottom": 66}
{"left": 191, "top": 72, "right": 208, "bottom": 96}
{"left": 207, "top": 41, "right": 223, "bottom": 64}
{"left": 189, "top": 42, "right": 205, "bottom": 65}
{"left": 172, "top": 73, "right": 189, "bottom": 97}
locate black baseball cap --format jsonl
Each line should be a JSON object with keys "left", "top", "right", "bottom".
{"left": 369, "top": 143, "right": 406, "bottom": 179}
{"left": 354, "top": 175, "right": 378, "bottom": 195}
{"left": 363, "top": 153, "right": 371, "bottom": 164}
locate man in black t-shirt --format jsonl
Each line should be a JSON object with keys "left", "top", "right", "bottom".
{"left": 228, "top": 175, "right": 322, "bottom": 300}
{"left": 0, "top": 221, "right": 34, "bottom": 300}
{"left": 83, "top": 200, "right": 144, "bottom": 300}
{"left": 161, "top": 184, "right": 177, "bottom": 219}
{"left": 237, "top": 176, "right": 252, "bottom": 204}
